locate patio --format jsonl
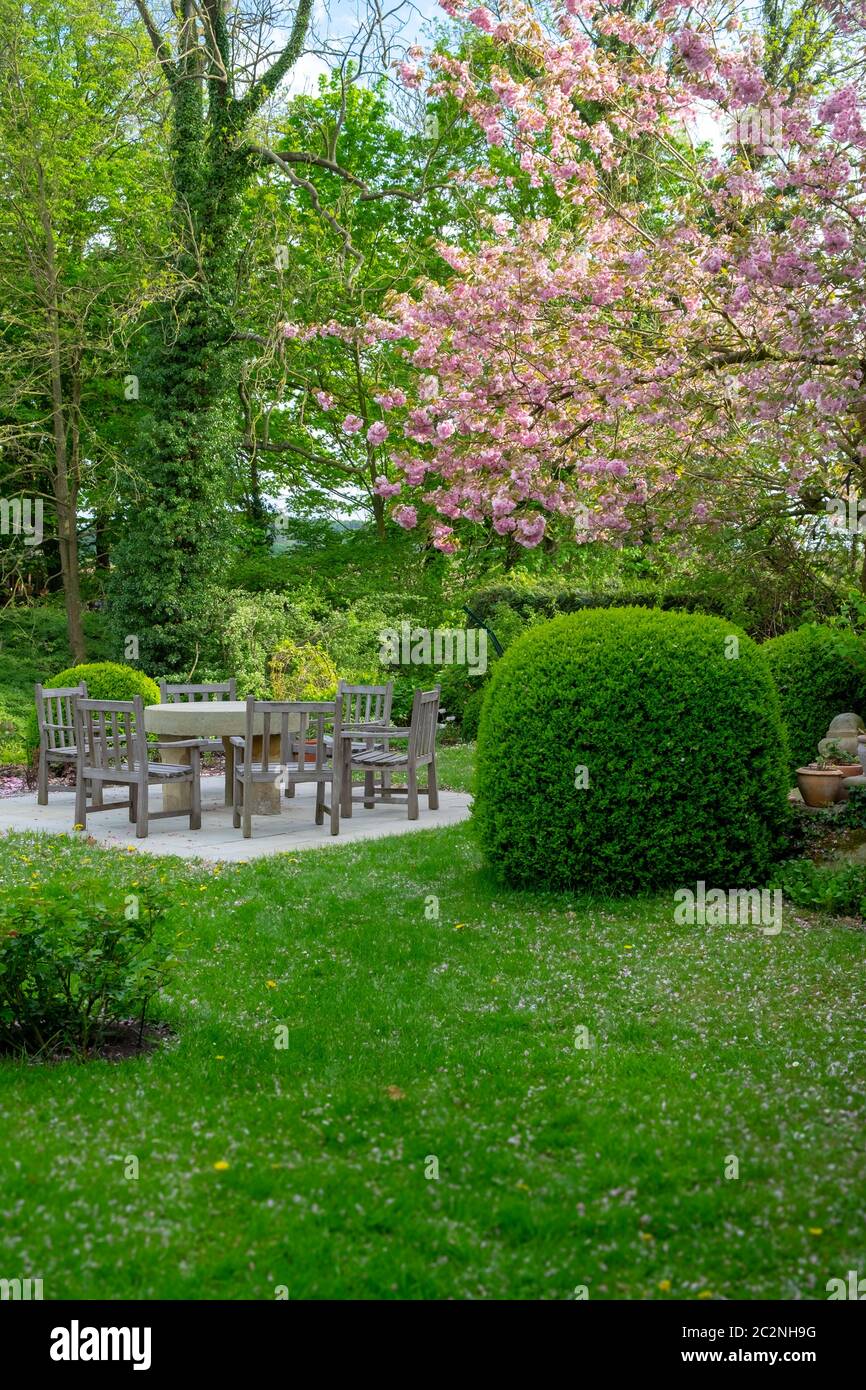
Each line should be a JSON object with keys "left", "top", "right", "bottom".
{"left": 0, "top": 772, "right": 472, "bottom": 861}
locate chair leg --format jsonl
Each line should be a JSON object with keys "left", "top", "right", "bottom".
{"left": 315, "top": 777, "right": 325, "bottom": 826}
{"left": 407, "top": 765, "right": 419, "bottom": 820}
{"left": 427, "top": 756, "right": 439, "bottom": 810}
{"left": 136, "top": 778, "right": 149, "bottom": 839}
{"left": 92, "top": 780, "right": 103, "bottom": 808}
{"left": 223, "top": 740, "right": 234, "bottom": 808}
{"left": 329, "top": 776, "right": 340, "bottom": 836}
{"left": 364, "top": 770, "right": 375, "bottom": 809}
{"left": 129, "top": 785, "right": 137, "bottom": 823}
{"left": 381, "top": 770, "right": 392, "bottom": 802}
{"left": 190, "top": 759, "right": 202, "bottom": 832}
{"left": 74, "top": 771, "right": 86, "bottom": 829}
{"left": 37, "top": 748, "right": 49, "bottom": 805}
{"left": 232, "top": 774, "right": 241, "bottom": 829}
{"left": 342, "top": 760, "right": 353, "bottom": 818}
{"left": 242, "top": 779, "right": 252, "bottom": 839}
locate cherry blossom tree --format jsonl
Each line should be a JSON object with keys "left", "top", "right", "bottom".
{"left": 344, "top": 0, "right": 866, "bottom": 567}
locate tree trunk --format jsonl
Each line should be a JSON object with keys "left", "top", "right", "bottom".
{"left": 37, "top": 166, "right": 85, "bottom": 663}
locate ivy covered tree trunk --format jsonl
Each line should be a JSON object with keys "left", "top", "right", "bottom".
{"left": 110, "top": 2, "right": 312, "bottom": 671}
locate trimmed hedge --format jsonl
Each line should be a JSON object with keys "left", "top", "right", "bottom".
{"left": 26, "top": 663, "right": 160, "bottom": 757}
{"left": 761, "top": 625, "right": 866, "bottom": 774}
{"left": 474, "top": 607, "right": 790, "bottom": 892}
{"left": 468, "top": 584, "right": 730, "bottom": 628}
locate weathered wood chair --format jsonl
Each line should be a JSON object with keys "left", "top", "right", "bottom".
{"left": 232, "top": 698, "right": 342, "bottom": 839}
{"left": 289, "top": 679, "right": 394, "bottom": 807}
{"left": 159, "top": 679, "right": 237, "bottom": 804}
{"left": 340, "top": 687, "right": 440, "bottom": 821}
{"left": 73, "top": 696, "right": 202, "bottom": 839}
{"left": 34, "top": 682, "right": 88, "bottom": 805}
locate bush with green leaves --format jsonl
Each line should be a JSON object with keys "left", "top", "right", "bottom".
{"left": 474, "top": 607, "right": 790, "bottom": 892}
{"left": 269, "top": 640, "right": 337, "bottom": 701}
{"left": 770, "top": 857, "right": 866, "bottom": 918}
{"left": 25, "top": 662, "right": 161, "bottom": 758}
{"left": 762, "top": 624, "right": 866, "bottom": 774}
{"left": 0, "top": 880, "right": 176, "bottom": 1057}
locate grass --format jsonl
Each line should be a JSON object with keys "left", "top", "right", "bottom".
{"left": 1, "top": 804, "right": 865, "bottom": 1300}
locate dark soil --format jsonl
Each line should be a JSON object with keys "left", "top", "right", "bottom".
{"left": 1, "top": 1019, "right": 176, "bottom": 1063}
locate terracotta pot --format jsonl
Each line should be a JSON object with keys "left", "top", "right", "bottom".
{"left": 796, "top": 767, "right": 845, "bottom": 807}
{"left": 834, "top": 762, "right": 862, "bottom": 779}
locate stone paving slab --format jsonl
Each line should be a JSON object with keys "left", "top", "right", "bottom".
{"left": 0, "top": 775, "right": 472, "bottom": 861}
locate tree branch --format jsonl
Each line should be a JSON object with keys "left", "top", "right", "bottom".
{"left": 133, "top": 0, "right": 174, "bottom": 78}
{"left": 231, "top": 0, "right": 314, "bottom": 123}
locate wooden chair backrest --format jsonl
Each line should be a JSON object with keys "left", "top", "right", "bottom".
{"left": 409, "top": 687, "right": 440, "bottom": 761}
{"left": 159, "top": 679, "right": 237, "bottom": 703}
{"left": 35, "top": 682, "right": 87, "bottom": 753}
{"left": 243, "top": 698, "right": 340, "bottom": 776}
{"left": 336, "top": 680, "right": 393, "bottom": 728}
{"left": 75, "top": 697, "right": 146, "bottom": 774}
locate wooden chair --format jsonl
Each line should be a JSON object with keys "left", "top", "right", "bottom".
{"left": 232, "top": 698, "right": 342, "bottom": 839}
{"left": 34, "top": 682, "right": 88, "bottom": 805}
{"left": 73, "top": 696, "right": 202, "bottom": 839}
{"left": 290, "top": 679, "right": 394, "bottom": 807}
{"left": 340, "top": 687, "right": 440, "bottom": 821}
{"left": 159, "top": 679, "right": 237, "bottom": 805}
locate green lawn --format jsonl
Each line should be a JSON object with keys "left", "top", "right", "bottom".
{"left": 1, "top": 793, "right": 865, "bottom": 1301}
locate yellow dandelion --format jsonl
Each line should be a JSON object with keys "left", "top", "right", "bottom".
{"left": 454, "top": 923, "right": 465, "bottom": 930}
{"left": 215, "top": 1055, "right": 225, "bottom": 1060}
{"left": 639, "top": 1231, "right": 654, "bottom": 1242}
{"left": 266, "top": 979, "right": 278, "bottom": 989}
{"left": 808, "top": 1227, "right": 823, "bottom": 1236}
{"left": 213, "top": 1160, "right": 230, "bottom": 1171}
{"left": 658, "top": 1279, "right": 671, "bottom": 1293}
{"left": 697, "top": 1290, "right": 713, "bottom": 1300}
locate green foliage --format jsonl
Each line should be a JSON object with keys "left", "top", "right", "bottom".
{"left": 0, "top": 878, "right": 176, "bottom": 1056}
{"left": 220, "top": 592, "right": 317, "bottom": 697}
{"left": 0, "top": 605, "right": 110, "bottom": 762}
{"left": 762, "top": 624, "right": 866, "bottom": 773}
{"left": 460, "top": 686, "right": 486, "bottom": 742}
{"left": 469, "top": 582, "right": 732, "bottom": 629}
{"left": 475, "top": 607, "right": 791, "bottom": 892}
{"left": 269, "top": 640, "right": 337, "bottom": 701}
{"left": 770, "top": 857, "right": 866, "bottom": 917}
{"left": 842, "top": 784, "right": 866, "bottom": 829}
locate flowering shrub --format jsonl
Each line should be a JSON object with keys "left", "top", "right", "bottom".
{"left": 336, "top": 1, "right": 866, "bottom": 556}
{"left": 474, "top": 607, "right": 790, "bottom": 891}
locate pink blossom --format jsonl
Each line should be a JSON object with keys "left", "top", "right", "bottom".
{"left": 367, "top": 421, "right": 390, "bottom": 445}
{"left": 341, "top": 414, "right": 364, "bottom": 434}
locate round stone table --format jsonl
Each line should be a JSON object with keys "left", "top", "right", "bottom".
{"left": 143, "top": 701, "right": 303, "bottom": 816}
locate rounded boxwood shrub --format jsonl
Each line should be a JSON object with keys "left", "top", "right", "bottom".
{"left": 474, "top": 607, "right": 790, "bottom": 892}
{"left": 26, "top": 663, "right": 160, "bottom": 757}
{"left": 761, "top": 624, "right": 866, "bottom": 774}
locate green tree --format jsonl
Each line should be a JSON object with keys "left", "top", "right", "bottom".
{"left": 0, "top": 0, "right": 165, "bottom": 658}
